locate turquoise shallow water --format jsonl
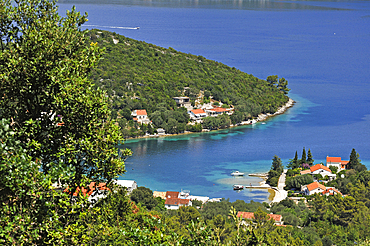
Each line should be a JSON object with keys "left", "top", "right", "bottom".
{"left": 58, "top": 1, "right": 370, "bottom": 202}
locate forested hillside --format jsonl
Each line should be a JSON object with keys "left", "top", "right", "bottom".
{"left": 86, "top": 29, "right": 290, "bottom": 136}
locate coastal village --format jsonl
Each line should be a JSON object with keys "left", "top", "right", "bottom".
{"left": 80, "top": 155, "right": 350, "bottom": 227}
{"left": 131, "top": 95, "right": 295, "bottom": 136}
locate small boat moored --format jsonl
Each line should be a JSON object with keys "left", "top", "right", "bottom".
{"left": 231, "top": 171, "right": 245, "bottom": 176}
{"left": 233, "top": 185, "right": 244, "bottom": 190}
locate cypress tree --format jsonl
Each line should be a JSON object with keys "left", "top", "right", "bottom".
{"left": 307, "top": 149, "right": 314, "bottom": 166}
{"left": 300, "top": 147, "right": 307, "bottom": 165}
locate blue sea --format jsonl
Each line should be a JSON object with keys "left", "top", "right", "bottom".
{"left": 58, "top": 0, "right": 370, "bottom": 202}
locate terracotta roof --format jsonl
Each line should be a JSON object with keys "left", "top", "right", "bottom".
{"left": 64, "top": 182, "right": 109, "bottom": 197}
{"left": 300, "top": 169, "right": 311, "bottom": 175}
{"left": 136, "top": 109, "right": 147, "bottom": 116}
{"left": 341, "top": 161, "right": 349, "bottom": 165}
{"left": 306, "top": 182, "right": 326, "bottom": 192}
{"left": 326, "top": 156, "right": 342, "bottom": 163}
{"left": 191, "top": 109, "right": 206, "bottom": 115}
{"left": 310, "top": 164, "right": 331, "bottom": 173}
{"left": 237, "top": 211, "right": 282, "bottom": 222}
{"left": 166, "top": 191, "right": 179, "bottom": 199}
{"left": 165, "top": 198, "right": 190, "bottom": 206}
{"left": 322, "top": 187, "right": 342, "bottom": 196}
{"left": 210, "top": 107, "right": 227, "bottom": 112}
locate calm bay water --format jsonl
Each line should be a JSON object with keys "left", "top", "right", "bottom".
{"left": 58, "top": 0, "right": 370, "bottom": 202}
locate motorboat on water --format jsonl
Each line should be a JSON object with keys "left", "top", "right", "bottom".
{"left": 231, "top": 171, "right": 244, "bottom": 176}
{"left": 233, "top": 185, "right": 244, "bottom": 190}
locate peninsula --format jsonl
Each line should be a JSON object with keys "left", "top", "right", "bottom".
{"left": 87, "top": 29, "right": 292, "bottom": 138}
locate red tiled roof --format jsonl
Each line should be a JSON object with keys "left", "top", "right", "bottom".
{"left": 136, "top": 109, "right": 147, "bottom": 116}
{"left": 166, "top": 191, "right": 179, "bottom": 199}
{"left": 322, "top": 187, "right": 342, "bottom": 196}
{"left": 165, "top": 198, "right": 190, "bottom": 206}
{"left": 310, "top": 164, "right": 331, "bottom": 173}
{"left": 64, "top": 182, "right": 109, "bottom": 197}
{"left": 306, "top": 182, "right": 326, "bottom": 192}
{"left": 191, "top": 109, "right": 206, "bottom": 115}
{"left": 341, "top": 161, "right": 349, "bottom": 165}
{"left": 326, "top": 156, "right": 342, "bottom": 163}
{"left": 237, "top": 211, "right": 282, "bottom": 222}
{"left": 300, "top": 170, "right": 311, "bottom": 175}
{"left": 210, "top": 107, "right": 227, "bottom": 112}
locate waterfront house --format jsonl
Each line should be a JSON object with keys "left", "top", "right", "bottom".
{"left": 326, "top": 156, "right": 349, "bottom": 171}
{"left": 205, "top": 107, "right": 230, "bottom": 117}
{"left": 165, "top": 198, "right": 192, "bottom": 210}
{"left": 189, "top": 108, "right": 207, "bottom": 120}
{"left": 237, "top": 211, "right": 283, "bottom": 226}
{"left": 302, "top": 182, "right": 327, "bottom": 196}
{"left": 131, "top": 109, "right": 151, "bottom": 124}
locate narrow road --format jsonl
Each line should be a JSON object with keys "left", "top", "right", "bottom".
{"left": 270, "top": 169, "right": 288, "bottom": 205}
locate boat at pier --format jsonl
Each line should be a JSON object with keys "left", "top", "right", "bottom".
{"left": 233, "top": 185, "right": 244, "bottom": 190}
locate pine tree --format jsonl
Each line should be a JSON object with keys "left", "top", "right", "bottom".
{"left": 348, "top": 148, "right": 367, "bottom": 172}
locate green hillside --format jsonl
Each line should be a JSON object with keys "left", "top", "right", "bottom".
{"left": 86, "top": 29, "right": 290, "bottom": 136}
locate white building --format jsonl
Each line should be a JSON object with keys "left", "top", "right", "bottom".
{"left": 131, "top": 109, "right": 150, "bottom": 124}
{"left": 326, "top": 156, "right": 349, "bottom": 171}
{"left": 115, "top": 180, "right": 138, "bottom": 194}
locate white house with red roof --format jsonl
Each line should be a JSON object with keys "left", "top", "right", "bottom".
{"left": 165, "top": 198, "right": 192, "bottom": 210}
{"left": 302, "top": 182, "right": 327, "bottom": 196}
{"left": 237, "top": 211, "right": 283, "bottom": 226}
{"left": 189, "top": 108, "right": 207, "bottom": 120}
{"left": 310, "top": 164, "right": 333, "bottom": 177}
{"left": 131, "top": 109, "right": 150, "bottom": 124}
{"left": 326, "top": 156, "right": 349, "bottom": 171}
{"left": 205, "top": 107, "right": 232, "bottom": 117}
{"left": 322, "top": 187, "right": 342, "bottom": 196}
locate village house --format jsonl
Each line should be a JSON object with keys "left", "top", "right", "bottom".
{"left": 165, "top": 198, "right": 192, "bottom": 210}
{"left": 310, "top": 164, "right": 336, "bottom": 180}
{"left": 131, "top": 109, "right": 150, "bottom": 124}
{"left": 301, "top": 182, "right": 327, "bottom": 196}
{"left": 189, "top": 108, "right": 207, "bottom": 121}
{"left": 237, "top": 211, "right": 283, "bottom": 226}
{"left": 173, "top": 97, "right": 192, "bottom": 110}
{"left": 300, "top": 164, "right": 336, "bottom": 181}
{"left": 205, "top": 107, "right": 232, "bottom": 117}
{"left": 326, "top": 156, "right": 349, "bottom": 171}
{"left": 322, "top": 187, "right": 343, "bottom": 196}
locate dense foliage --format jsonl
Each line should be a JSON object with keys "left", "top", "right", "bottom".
{"left": 0, "top": 0, "right": 131, "bottom": 243}
{"left": 267, "top": 155, "right": 284, "bottom": 187}
{"left": 85, "top": 29, "right": 290, "bottom": 137}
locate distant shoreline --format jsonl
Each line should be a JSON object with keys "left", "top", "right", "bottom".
{"left": 125, "top": 98, "right": 295, "bottom": 141}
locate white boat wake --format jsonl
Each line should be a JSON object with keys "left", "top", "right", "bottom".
{"left": 83, "top": 24, "right": 139, "bottom": 30}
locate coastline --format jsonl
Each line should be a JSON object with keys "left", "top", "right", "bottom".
{"left": 248, "top": 171, "right": 287, "bottom": 205}
{"left": 125, "top": 98, "right": 295, "bottom": 141}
